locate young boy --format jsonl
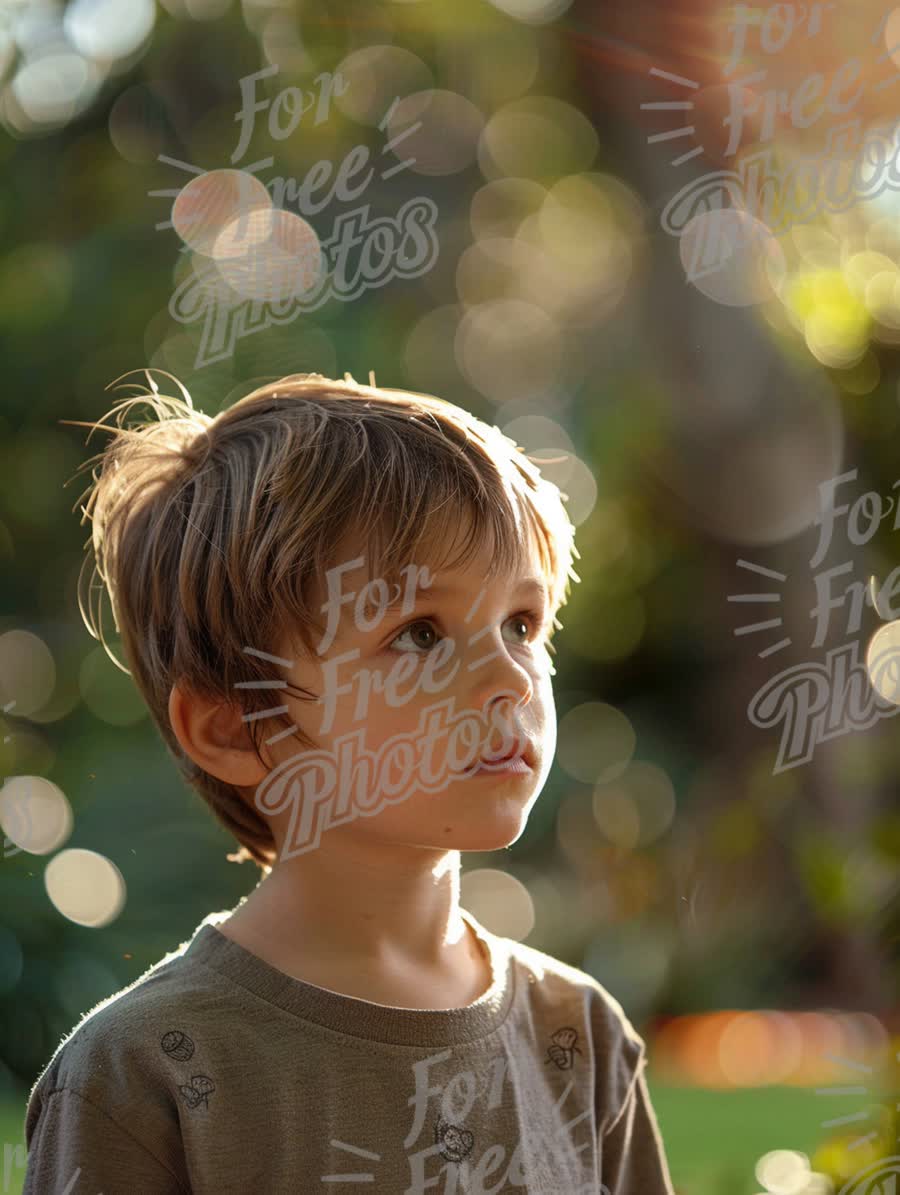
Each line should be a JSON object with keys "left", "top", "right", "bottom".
{"left": 23, "top": 371, "right": 676, "bottom": 1194}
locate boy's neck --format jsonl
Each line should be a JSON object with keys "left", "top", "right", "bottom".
{"left": 216, "top": 860, "right": 493, "bottom": 1011}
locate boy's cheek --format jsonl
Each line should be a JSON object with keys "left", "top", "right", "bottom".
{"left": 533, "top": 662, "right": 556, "bottom": 709}
{"left": 533, "top": 675, "right": 558, "bottom": 756}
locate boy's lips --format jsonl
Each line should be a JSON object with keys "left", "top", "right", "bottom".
{"left": 476, "top": 737, "right": 536, "bottom": 770}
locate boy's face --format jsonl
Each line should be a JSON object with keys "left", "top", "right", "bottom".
{"left": 253, "top": 523, "right": 558, "bottom": 861}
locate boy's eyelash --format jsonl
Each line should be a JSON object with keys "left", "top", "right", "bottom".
{"left": 389, "top": 608, "right": 548, "bottom": 648}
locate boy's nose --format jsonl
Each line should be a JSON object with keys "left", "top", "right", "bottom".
{"left": 465, "top": 645, "right": 535, "bottom": 712}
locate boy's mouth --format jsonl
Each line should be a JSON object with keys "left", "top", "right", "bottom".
{"left": 456, "top": 736, "right": 537, "bottom": 774}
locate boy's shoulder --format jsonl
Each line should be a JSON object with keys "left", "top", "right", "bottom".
{"left": 501, "top": 927, "right": 646, "bottom": 1043}
{"left": 24, "top": 913, "right": 228, "bottom": 1135}
{"left": 25, "top": 909, "right": 649, "bottom": 1134}
{"left": 489, "top": 923, "right": 650, "bottom": 1131}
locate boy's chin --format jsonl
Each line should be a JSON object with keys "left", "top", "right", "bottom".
{"left": 418, "top": 811, "right": 531, "bottom": 852}
{"left": 452, "top": 827, "right": 528, "bottom": 852}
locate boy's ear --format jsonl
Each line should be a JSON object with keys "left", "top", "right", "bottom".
{"left": 167, "top": 681, "right": 269, "bottom": 786}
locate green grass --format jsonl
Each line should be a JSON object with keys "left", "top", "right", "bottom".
{"left": 1, "top": 1090, "right": 26, "bottom": 1195}
{"left": 650, "top": 1079, "right": 836, "bottom": 1195}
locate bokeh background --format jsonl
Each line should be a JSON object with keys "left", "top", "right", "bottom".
{"left": 0, "top": 0, "right": 899, "bottom": 1192}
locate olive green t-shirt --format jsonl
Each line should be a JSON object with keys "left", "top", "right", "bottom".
{"left": 22, "top": 907, "right": 676, "bottom": 1194}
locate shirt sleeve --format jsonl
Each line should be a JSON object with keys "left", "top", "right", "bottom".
{"left": 599, "top": 1054, "right": 678, "bottom": 1195}
{"left": 23, "top": 1087, "right": 188, "bottom": 1195}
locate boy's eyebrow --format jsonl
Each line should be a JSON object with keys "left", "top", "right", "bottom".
{"left": 375, "top": 576, "right": 549, "bottom": 615}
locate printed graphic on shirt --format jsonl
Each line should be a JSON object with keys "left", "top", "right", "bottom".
{"left": 178, "top": 1074, "right": 216, "bottom": 1110}
{"left": 160, "top": 1029, "right": 214, "bottom": 1110}
{"left": 160, "top": 1029, "right": 195, "bottom": 1061}
{"left": 434, "top": 1115, "right": 475, "bottom": 1163}
{"left": 544, "top": 1026, "right": 583, "bottom": 1070}
{"left": 319, "top": 1042, "right": 599, "bottom": 1193}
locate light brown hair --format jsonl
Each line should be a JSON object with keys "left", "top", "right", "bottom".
{"left": 64, "top": 370, "right": 581, "bottom": 870}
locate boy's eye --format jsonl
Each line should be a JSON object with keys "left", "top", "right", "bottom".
{"left": 389, "top": 611, "right": 544, "bottom": 655}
